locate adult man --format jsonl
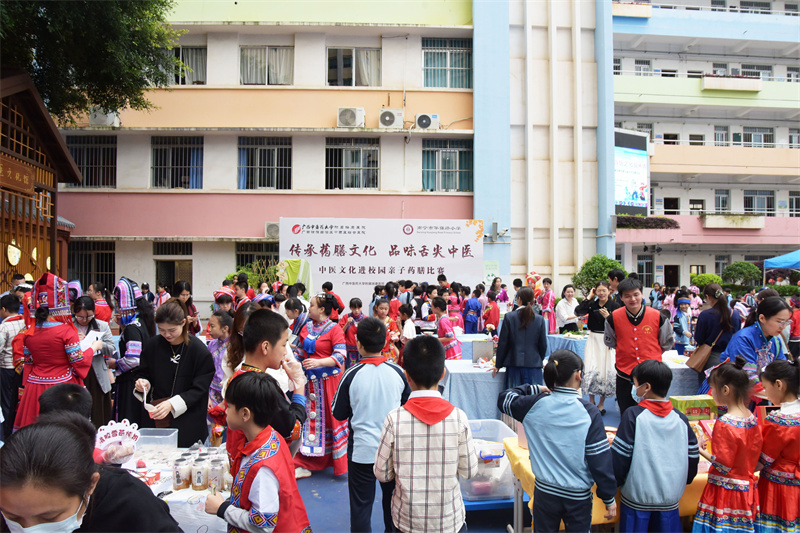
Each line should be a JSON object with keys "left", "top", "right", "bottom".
{"left": 604, "top": 277, "right": 674, "bottom": 414}
{"left": 0, "top": 273, "right": 25, "bottom": 298}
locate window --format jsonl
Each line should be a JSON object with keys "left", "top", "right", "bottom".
{"left": 712, "top": 63, "right": 728, "bottom": 76}
{"left": 788, "top": 67, "right": 800, "bottom": 82}
{"left": 790, "top": 128, "right": 800, "bottom": 148}
{"left": 613, "top": 58, "right": 621, "bottom": 75}
{"left": 711, "top": 0, "right": 727, "bottom": 11}
{"left": 687, "top": 70, "right": 703, "bottom": 79}
{"left": 237, "top": 137, "right": 291, "bottom": 190}
{"left": 327, "top": 48, "right": 381, "bottom": 87}
{"left": 67, "top": 241, "right": 115, "bottom": 293}
{"left": 660, "top": 69, "right": 677, "bottom": 78}
{"left": 636, "top": 123, "right": 654, "bottom": 141}
{"left": 325, "top": 138, "right": 379, "bottom": 190}
{"left": 236, "top": 242, "right": 279, "bottom": 269}
{"left": 65, "top": 136, "right": 117, "bottom": 188}
{"left": 422, "top": 139, "right": 474, "bottom": 192}
{"left": 422, "top": 39, "right": 473, "bottom": 89}
{"left": 664, "top": 197, "right": 680, "bottom": 215}
{"left": 689, "top": 199, "right": 705, "bottom": 213}
{"left": 744, "top": 254, "right": 770, "bottom": 263}
{"left": 689, "top": 134, "right": 705, "bottom": 146}
{"left": 715, "top": 255, "right": 730, "bottom": 276}
{"left": 663, "top": 133, "right": 679, "bottom": 145}
{"left": 786, "top": 3, "right": 799, "bottom": 15}
{"left": 690, "top": 265, "right": 706, "bottom": 276}
{"left": 714, "top": 126, "right": 729, "bottom": 146}
{"left": 614, "top": 121, "right": 623, "bottom": 129}
{"left": 153, "top": 242, "right": 192, "bottom": 256}
{"left": 635, "top": 59, "right": 652, "bottom": 76}
{"left": 739, "top": 0, "right": 772, "bottom": 13}
{"left": 743, "top": 127, "right": 774, "bottom": 147}
{"left": 151, "top": 136, "right": 203, "bottom": 189}
{"left": 743, "top": 189, "right": 775, "bottom": 215}
{"left": 715, "top": 189, "right": 730, "bottom": 212}
{"left": 790, "top": 191, "right": 800, "bottom": 217}
{"left": 240, "top": 47, "right": 294, "bottom": 85}
{"left": 637, "top": 255, "right": 654, "bottom": 288}
{"left": 741, "top": 64, "right": 773, "bottom": 79}
{"left": 174, "top": 47, "right": 207, "bottom": 85}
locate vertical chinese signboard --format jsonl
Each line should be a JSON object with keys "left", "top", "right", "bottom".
{"left": 279, "top": 218, "right": 484, "bottom": 305}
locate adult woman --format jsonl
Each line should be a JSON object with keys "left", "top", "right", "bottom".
{"left": 284, "top": 298, "right": 309, "bottom": 339}
{"left": 539, "top": 278, "right": 557, "bottom": 334}
{"left": 112, "top": 277, "right": 155, "bottom": 424}
{"left": 14, "top": 273, "right": 100, "bottom": 430}
{"left": 134, "top": 299, "right": 215, "bottom": 447}
{"left": 699, "top": 296, "right": 791, "bottom": 396}
{"left": 85, "top": 282, "right": 114, "bottom": 323}
{"left": 292, "top": 293, "right": 348, "bottom": 477}
{"left": 649, "top": 283, "right": 664, "bottom": 310}
{"left": 489, "top": 277, "right": 503, "bottom": 296}
{"left": 0, "top": 411, "right": 181, "bottom": 532}
{"left": 493, "top": 287, "right": 549, "bottom": 387}
{"left": 555, "top": 284, "right": 580, "bottom": 333}
{"left": 174, "top": 281, "right": 201, "bottom": 336}
{"left": 575, "top": 281, "right": 620, "bottom": 414}
{"left": 72, "top": 296, "right": 116, "bottom": 427}
{"left": 694, "top": 283, "right": 741, "bottom": 387}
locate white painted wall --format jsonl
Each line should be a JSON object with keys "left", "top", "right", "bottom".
{"left": 294, "top": 33, "right": 326, "bottom": 87}
{"left": 116, "top": 135, "right": 151, "bottom": 189}
{"left": 203, "top": 135, "right": 238, "bottom": 190}
{"left": 206, "top": 32, "right": 240, "bottom": 86}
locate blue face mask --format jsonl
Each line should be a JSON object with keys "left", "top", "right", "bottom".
{"left": 631, "top": 383, "right": 646, "bottom": 404}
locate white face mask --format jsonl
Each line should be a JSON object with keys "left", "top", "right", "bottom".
{"left": 3, "top": 496, "right": 88, "bottom": 533}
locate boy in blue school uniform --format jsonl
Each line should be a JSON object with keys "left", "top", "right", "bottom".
{"left": 332, "top": 317, "right": 410, "bottom": 533}
{"left": 611, "top": 360, "right": 699, "bottom": 533}
{"left": 463, "top": 290, "right": 482, "bottom": 334}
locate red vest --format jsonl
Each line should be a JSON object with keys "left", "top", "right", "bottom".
{"left": 612, "top": 306, "right": 662, "bottom": 374}
{"left": 231, "top": 428, "right": 311, "bottom": 533}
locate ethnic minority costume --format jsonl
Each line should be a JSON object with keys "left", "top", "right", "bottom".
{"left": 293, "top": 319, "right": 348, "bottom": 476}
{"left": 114, "top": 277, "right": 150, "bottom": 424}
{"left": 463, "top": 297, "right": 481, "bottom": 335}
{"left": 692, "top": 414, "right": 762, "bottom": 533}
{"left": 437, "top": 315, "right": 462, "bottom": 360}
{"left": 539, "top": 289, "right": 557, "bottom": 334}
{"left": 221, "top": 426, "right": 311, "bottom": 533}
{"left": 756, "top": 400, "right": 800, "bottom": 533}
{"left": 208, "top": 336, "right": 230, "bottom": 406}
{"left": 94, "top": 298, "right": 113, "bottom": 323}
{"left": 447, "top": 296, "right": 464, "bottom": 330}
{"left": 14, "top": 273, "right": 93, "bottom": 430}
{"left": 380, "top": 316, "right": 400, "bottom": 363}
{"left": 338, "top": 312, "right": 365, "bottom": 368}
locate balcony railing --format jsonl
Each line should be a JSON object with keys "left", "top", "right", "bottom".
{"left": 626, "top": 137, "right": 800, "bottom": 149}
{"left": 650, "top": 208, "right": 800, "bottom": 218}
{"left": 612, "top": 1, "right": 799, "bottom": 16}
{"left": 614, "top": 69, "right": 799, "bottom": 83}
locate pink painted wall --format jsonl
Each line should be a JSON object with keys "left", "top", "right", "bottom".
{"left": 59, "top": 192, "right": 474, "bottom": 238}
{"left": 617, "top": 215, "right": 800, "bottom": 246}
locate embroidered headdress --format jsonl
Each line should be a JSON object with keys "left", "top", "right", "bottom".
{"left": 114, "top": 277, "right": 142, "bottom": 326}
{"left": 33, "top": 273, "right": 71, "bottom": 321}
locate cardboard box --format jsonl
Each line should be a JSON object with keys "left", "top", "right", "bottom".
{"left": 670, "top": 395, "right": 718, "bottom": 421}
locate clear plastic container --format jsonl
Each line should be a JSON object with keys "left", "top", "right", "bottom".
{"left": 137, "top": 428, "right": 179, "bottom": 450}
{"left": 459, "top": 419, "right": 516, "bottom": 501}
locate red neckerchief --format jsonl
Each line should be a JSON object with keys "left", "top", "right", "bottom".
{"left": 3, "top": 315, "right": 23, "bottom": 323}
{"left": 231, "top": 426, "right": 274, "bottom": 476}
{"left": 360, "top": 356, "right": 388, "bottom": 366}
{"left": 639, "top": 400, "right": 672, "bottom": 418}
{"left": 403, "top": 396, "right": 455, "bottom": 425}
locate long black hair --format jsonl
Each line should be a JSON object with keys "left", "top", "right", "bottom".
{"left": 761, "top": 359, "right": 799, "bottom": 396}
{"left": 136, "top": 296, "right": 156, "bottom": 337}
{"left": 543, "top": 349, "right": 584, "bottom": 390}
{"left": 173, "top": 280, "right": 194, "bottom": 308}
{"left": 709, "top": 355, "right": 751, "bottom": 404}
{"left": 90, "top": 282, "right": 114, "bottom": 310}
{"left": 745, "top": 296, "right": 791, "bottom": 329}
{"left": 516, "top": 287, "right": 536, "bottom": 329}
{"left": 703, "top": 283, "right": 733, "bottom": 333}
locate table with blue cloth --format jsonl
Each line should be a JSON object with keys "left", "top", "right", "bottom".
{"left": 455, "top": 333, "right": 495, "bottom": 361}
{"left": 441, "top": 360, "right": 505, "bottom": 420}
{"left": 546, "top": 334, "right": 587, "bottom": 359}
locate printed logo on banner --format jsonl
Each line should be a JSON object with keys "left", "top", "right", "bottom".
{"left": 292, "top": 225, "right": 302, "bottom": 234}
{"left": 403, "top": 225, "right": 414, "bottom": 235}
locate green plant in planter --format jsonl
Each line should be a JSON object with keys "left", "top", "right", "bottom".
{"left": 721, "top": 261, "right": 762, "bottom": 285}
{"left": 572, "top": 255, "right": 626, "bottom": 297}
{"left": 689, "top": 273, "right": 723, "bottom": 290}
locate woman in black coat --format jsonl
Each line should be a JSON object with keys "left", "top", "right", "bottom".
{"left": 493, "top": 287, "right": 549, "bottom": 387}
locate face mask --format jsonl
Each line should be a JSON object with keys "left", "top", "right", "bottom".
{"left": 631, "top": 383, "right": 645, "bottom": 404}
{"left": 3, "top": 496, "right": 88, "bottom": 533}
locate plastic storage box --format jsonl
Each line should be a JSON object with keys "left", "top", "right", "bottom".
{"left": 137, "top": 428, "right": 178, "bottom": 450}
{"left": 460, "top": 419, "right": 516, "bottom": 501}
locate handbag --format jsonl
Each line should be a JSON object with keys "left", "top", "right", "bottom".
{"left": 686, "top": 330, "right": 723, "bottom": 373}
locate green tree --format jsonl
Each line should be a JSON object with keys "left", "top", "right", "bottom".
{"left": 721, "top": 261, "right": 762, "bottom": 285}
{"left": 572, "top": 255, "right": 627, "bottom": 297}
{"left": 690, "top": 273, "right": 723, "bottom": 289}
{"left": 0, "top": 0, "right": 183, "bottom": 123}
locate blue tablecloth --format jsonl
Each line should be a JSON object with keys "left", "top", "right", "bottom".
{"left": 441, "top": 360, "right": 505, "bottom": 420}
{"left": 546, "top": 334, "right": 587, "bottom": 360}
{"left": 455, "top": 333, "right": 494, "bottom": 362}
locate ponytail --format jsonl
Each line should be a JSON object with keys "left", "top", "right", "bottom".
{"left": 543, "top": 349, "right": 584, "bottom": 389}
{"left": 746, "top": 296, "right": 792, "bottom": 329}
{"left": 135, "top": 297, "right": 156, "bottom": 336}
{"left": 34, "top": 306, "right": 49, "bottom": 326}
{"left": 517, "top": 287, "right": 535, "bottom": 329}
{"left": 703, "top": 283, "right": 732, "bottom": 333}
{"left": 708, "top": 355, "right": 751, "bottom": 404}
{"left": 227, "top": 301, "right": 255, "bottom": 372}
{"left": 761, "top": 359, "right": 800, "bottom": 396}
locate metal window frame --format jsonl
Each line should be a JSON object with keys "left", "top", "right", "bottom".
{"left": 324, "top": 137, "right": 380, "bottom": 190}
{"left": 67, "top": 241, "right": 116, "bottom": 292}
{"left": 153, "top": 242, "right": 192, "bottom": 256}
{"left": 743, "top": 189, "right": 775, "bottom": 215}
{"left": 326, "top": 47, "right": 381, "bottom": 87}
{"left": 422, "top": 139, "right": 473, "bottom": 192}
{"left": 636, "top": 254, "right": 654, "bottom": 288}
{"left": 150, "top": 136, "right": 204, "bottom": 189}
{"left": 235, "top": 242, "right": 279, "bottom": 269}
{"left": 65, "top": 135, "right": 117, "bottom": 188}
{"left": 714, "top": 255, "right": 730, "bottom": 276}
{"left": 174, "top": 47, "right": 208, "bottom": 86}
{"left": 422, "top": 38, "right": 473, "bottom": 89}
{"left": 237, "top": 137, "right": 292, "bottom": 190}
{"left": 239, "top": 46, "right": 294, "bottom": 86}
{"left": 714, "top": 189, "right": 730, "bottom": 212}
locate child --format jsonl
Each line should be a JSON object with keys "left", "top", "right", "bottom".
{"left": 385, "top": 282, "right": 401, "bottom": 321}
{"left": 693, "top": 356, "right": 763, "bottom": 533}
{"left": 482, "top": 291, "right": 500, "bottom": 334}
{"left": 284, "top": 298, "right": 309, "bottom": 339}
{"left": 332, "top": 317, "right": 410, "bottom": 532}
{"left": 498, "top": 350, "right": 617, "bottom": 532}
{"left": 612, "top": 360, "right": 699, "bottom": 533}
{"left": 0, "top": 293, "right": 25, "bottom": 437}
{"left": 205, "top": 372, "right": 311, "bottom": 533}
{"left": 214, "top": 287, "right": 236, "bottom": 314}
{"left": 235, "top": 281, "right": 251, "bottom": 310}
{"left": 447, "top": 284, "right": 464, "bottom": 331}
{"left": 208, "top": 310, "right": 233, "bottom": 407}
{"left": 463, "top": 289, "right": 482, "bottom": 334}
{"left": 398, "top": 303, "right": 417, "bottom": 345}
{"left": 432, "top": 297, "right": 461, "bottom": 360}
{"left": 38, "top": 382, "right": 92, "bottom": 419}
{"left": 338, "top": 298, "right": 365, "bottom": 368}
{"left": 673, "top": 298, "right": 692, "bottom": 355}
{"left": 374, "top": 298, "right": 400, "bottom": 362}
{"left": 755, "top": 360, "right": 799, "bottom": 533}
{"left": 374, "top": 335, "right": 477, "bottom": 533}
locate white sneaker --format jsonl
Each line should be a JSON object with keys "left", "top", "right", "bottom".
{"left": 295, "top": 467, "right": 312, "bottom": 479}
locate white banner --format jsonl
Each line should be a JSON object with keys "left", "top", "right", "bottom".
{"left": 279, "top": 218, "right": 484, "bottom": 306}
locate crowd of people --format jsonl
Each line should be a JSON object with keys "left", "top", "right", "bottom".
{"left": 0, "top": 268, "right": 797, "bottom": 533}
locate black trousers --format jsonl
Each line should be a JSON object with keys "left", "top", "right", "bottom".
{"left": 0, "top": 367, "right": 21, "bottom": 439}
{"left": 616, "top": 370, "right": 637, "bottom": 416}
{"left": 533, "top": 487, "right": 592, "bottom": 533}
{"left": 348, "top": 458, "right": 396, "bottom": 533}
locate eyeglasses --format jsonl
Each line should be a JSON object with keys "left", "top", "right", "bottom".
{"left": 775, "top": 318, "right": 793, "bottom": 327}
{"left": 74, "top": 314, "right": 94, "bottom": 322}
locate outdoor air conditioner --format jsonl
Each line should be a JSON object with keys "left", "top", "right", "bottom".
{"left": 415, "top": 113, "right": 440, "bottom": 130}
{"left": 265, "top": 222, "right": 280, "bottom": 240}
{"left": 337, "top": 107, "right": 366, "bottom": 128}
{"left": 89, "top": 108, "right": 120, "bottom": 127}
{"left": 378, "top": 108, "right": 404, "bottom": 129}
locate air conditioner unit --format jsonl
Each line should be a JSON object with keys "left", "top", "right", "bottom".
{"left": 265, "top": 222, "right": 280, "bottom": 240}
{"left": 415, "top": 113, "right": 440, "bottom": 130}
{"left": 378, "top": 108, "right": 404, "bottom": 129}
{"left": 89, "top": 108, "right": 120, "bottom": 127}
{"left": 337, "top": 107, "right": 365, "bottom": 128}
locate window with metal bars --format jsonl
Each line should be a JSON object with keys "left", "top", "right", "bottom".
{"left": 687, "top": 70, "right": 703, "bottom": 79}
{"left": 67, "top": 241, "right": 116, "bottom": 293}
{"left": 739, "top": 0, "right": 771, "bottom": 13}
{"left": 634, "top": 59, "right": 652, "bottom": 76}
{"left": 690, "top": 265, "right": 706, "bottom": 276}
{"left": 325, "top": 138, "right": 379, "bottom": 190}
{"left": 787, "top": 67, "right": 800, "bottom": 82}
{"left": 637, "top": 255, "right": 654, "bottom": 288}
{"left": 422, "top": 38, "right": 473, "bottom": 89}
{"left": 786, "top": 3, "right": 799, "bottom": 15}
{"left": 790, "top": 128, "right": 800, "bottom": 148}
{"left": 236, "top": 242, "right": 279, "bottom": 269}
{"left": 790, "top": 191, "right": 800, "bottom": 217}
{"left": 636, "top": 123, "right": 653, "bottom": 141}
{"left": 714, "top": 126, "right": 729, "bottom": 146}
{"left": 743, "top": 190, "right": 775, "bottom": 216}
{"left": 715, "top": 255, "right": 730, "bottom": 276}
{"left": 742, "top": 127, "right": 774, "bottom": 147}
{"left": 689, "top": 199, "right": 705, "bottom": 213}
{"left": 712, "top": 63, "right": 728, "bottom": 75}
{"left": 237, "top": 137, "right": 291, "bottom": 190}
{"left": 174, "top": 47, "right": 207, "bottom": 85}
{"left": 613, "top": 58, "right": 621, "bottom": 75}
{"left": 689, "top": 134, "right": 705, "bottom": 146}
{"left": 422, "top": 139, "right": 473, "bottom": 192}
{"left": 153, "top": 242, "right": 192, "bottom": 256}
{"left": 65, "top": 136, "right": 117, "bottom": 188}
{"left": 741, "top": 64, "right": 773, "bottom": 79}
{"left": 711, "top": 0, "right": 727, "bottom": 11}
{"left": 715, "top": 189, "right": 730, "bottom": 212}
{"left": 744, "top": 255, "right": 771, "bottom": 262}
{"left": 151, "top": 136, "right": 203, "bottom": 189}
